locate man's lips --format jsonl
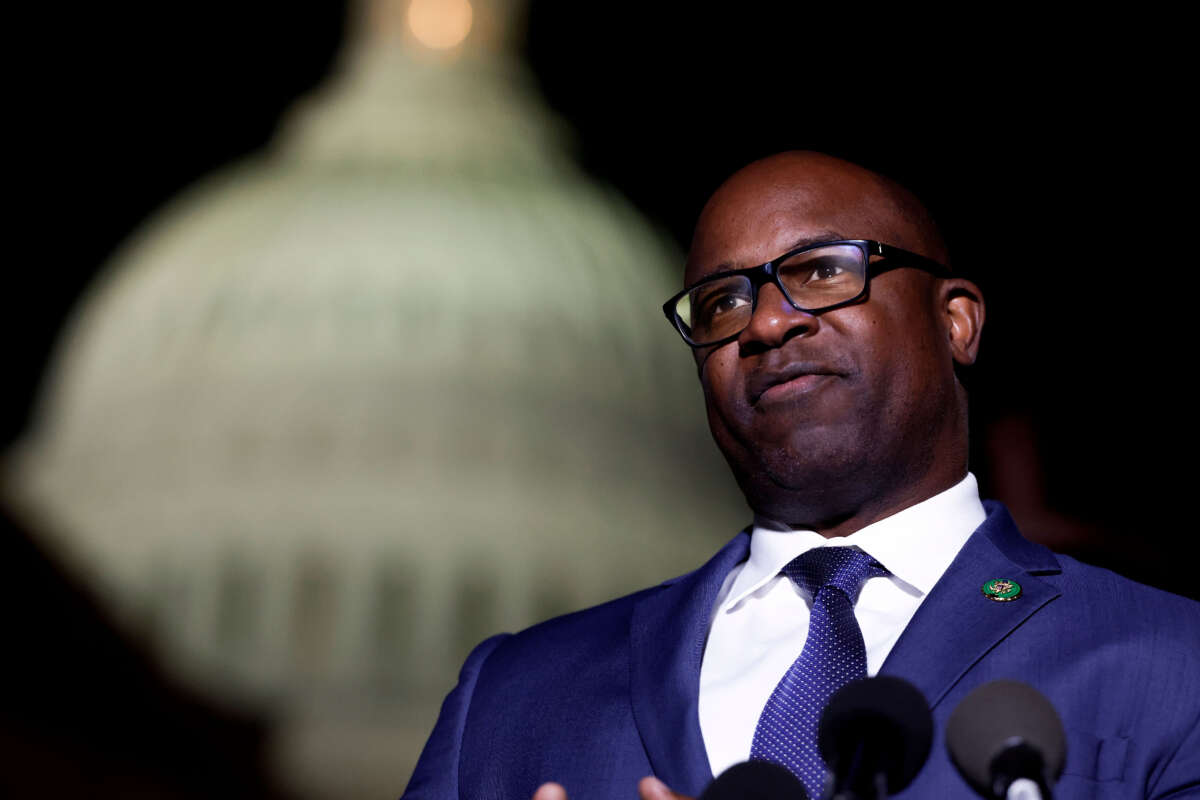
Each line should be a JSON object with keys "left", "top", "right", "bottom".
{"left": 747, "top": 362, "right": 842, "bottom": 405}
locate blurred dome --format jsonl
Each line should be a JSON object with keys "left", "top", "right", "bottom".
{"left": 5, "top": 1, "right": 746, "bottom": 796}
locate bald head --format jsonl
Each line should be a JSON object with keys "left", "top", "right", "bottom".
{"left": 682, "top": 151, "right": 983, "bottom": 535}
{"left": 686, "top": 151, "right": 949, "bottom": 287}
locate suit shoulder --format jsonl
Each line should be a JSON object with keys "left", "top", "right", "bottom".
{"left": 475, "top": 582, "right": 672, "bottom": 681}
{"left": 483, "top": 543, "right": 736, "bottom": 665}
{"left": 461, "top": 530, "right": 750, "bottom": 698}
{"left": 1051, "top": 553, "right": 1200, "bottom": 645}
{"left": 1056, "top": 553, "right": 1199, "bottom": 609}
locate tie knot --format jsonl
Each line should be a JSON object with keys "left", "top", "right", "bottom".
{"left": 782, "top": 546, "right": 886, "bottom": 600}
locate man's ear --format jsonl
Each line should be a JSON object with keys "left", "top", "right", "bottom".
{"left": 941, "top": 278, "right": 985, "bottom": 366}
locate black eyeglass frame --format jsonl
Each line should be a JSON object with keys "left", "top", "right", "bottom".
{"left": 661, "top": 239, "right": 951, "bottom": 347}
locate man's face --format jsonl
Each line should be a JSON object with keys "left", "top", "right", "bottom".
{"left": 685, "top": 154, "right": 975, "bottom": 528}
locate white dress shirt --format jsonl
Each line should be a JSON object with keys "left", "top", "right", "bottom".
{"left": 698, "top": 473, "right": 987, "bottom": 777}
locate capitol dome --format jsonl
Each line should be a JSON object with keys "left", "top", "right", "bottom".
{"left": 5, "top": 1, "right": 746, "bottom": 796}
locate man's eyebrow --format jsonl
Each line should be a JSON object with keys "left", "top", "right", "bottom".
{"left": 707, "top": 229, "right": 850, "bottom": 272}
{"left": 779, "top": 230, "right": 850, "bottom": 253}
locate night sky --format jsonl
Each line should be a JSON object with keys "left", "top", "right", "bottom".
{"left": 10, "top": 3, "right": 1194, "bottom": 591}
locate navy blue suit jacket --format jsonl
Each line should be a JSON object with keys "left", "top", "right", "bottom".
{"left": 403, "top": 502, "right": 1200, "bottom": 799}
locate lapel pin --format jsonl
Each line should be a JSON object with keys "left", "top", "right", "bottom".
{"left": 981, "top": 578, "right": 1022, "bottom": 602}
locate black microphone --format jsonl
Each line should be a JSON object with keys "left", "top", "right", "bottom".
{"left": 816, "top": 676, "right": 933, "bottom": 800}
{"left": 945, "top": 680, "right": 1066, "bottom": 800}
{"left": 700, "top": 760, "right": 810, "bottom": 800}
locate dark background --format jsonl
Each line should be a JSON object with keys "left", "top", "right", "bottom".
{"left": 9, "top": 2, "right": 1193, "bottom": 593}
{"left": 3, "top": 5, "right": 1192, "bottom": 795}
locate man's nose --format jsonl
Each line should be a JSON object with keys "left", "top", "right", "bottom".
{"left": 738, "top": 283, "right": 819, "bottom": 348}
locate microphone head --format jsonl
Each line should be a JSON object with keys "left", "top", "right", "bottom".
{"left": 817, "top": 675, "right": 934, "bottom": 795}
{"left": 700, "top": 760, "right": 810, "bottom": 800}
{"left": 945, "top": 679, "right": 1066, "bottom": 797}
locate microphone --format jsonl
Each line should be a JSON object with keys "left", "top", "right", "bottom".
{"left": 816, "top": 676, "right": 934, "bottom": 800}
{"left": 700, "top": 760, "right": 810, "bottom": 800}
{"left": 945, "top": 680, "right": 1066, "bottom": 800}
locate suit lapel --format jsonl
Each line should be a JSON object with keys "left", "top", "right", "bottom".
{"left": 629, "top": 531, "right": 751, "bottom": 797}
{"left": 627, "top": 502, "right": 1059, "bottom": 791}
{"left": 880, "top": 501, "right": 1063, "bottom": 709}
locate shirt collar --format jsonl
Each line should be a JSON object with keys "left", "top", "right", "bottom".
{"left": 717, "top": 472, "right": 987, "bottom": 613}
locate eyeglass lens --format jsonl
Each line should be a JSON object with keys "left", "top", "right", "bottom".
{"left": 675, "top": 243, "right": 867, "bottom": 344}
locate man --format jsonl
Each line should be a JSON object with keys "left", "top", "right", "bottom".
{"left": 402, "top": 152, "right": 1200, "bottom": 799}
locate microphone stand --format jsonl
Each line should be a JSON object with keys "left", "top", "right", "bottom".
{"left": 1002, "top": 780, "right": 1045, "bottom": 800}
{"left": 991, "top": 742, "right": 1053, "bottom": 800}
{"left": 826, "top": 738, "right": 890, "bottom": 800}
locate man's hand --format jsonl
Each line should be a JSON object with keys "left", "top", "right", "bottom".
{"left": 635, "top": 776, "right": 692, "bottom": 799}
{"left": 531, "top": 776, "right": 694, "bottom": 800}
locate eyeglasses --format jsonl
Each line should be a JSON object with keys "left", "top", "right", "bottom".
{"left": 662, "top": 239, "right": 951, "bottom": 347}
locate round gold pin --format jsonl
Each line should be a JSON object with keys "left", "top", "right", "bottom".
{"left": 981, "top": 578, "right": 1022, "bottom": 602}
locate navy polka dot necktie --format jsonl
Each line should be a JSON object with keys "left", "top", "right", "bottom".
{"left": 749, "top": 546, "right": 889, "bottom": 798}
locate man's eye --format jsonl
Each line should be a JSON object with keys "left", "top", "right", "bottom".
{"left": 698, "top": 292, "right": 750, "bottom": 319}
{"left": 809, "top": 263, "right": 846, "bottom": 281}
{"left": 714, "top": 295, "right": 749, "bottom": 313}
{"left": 700, "top": 293, "right": 744, "bottom": 316}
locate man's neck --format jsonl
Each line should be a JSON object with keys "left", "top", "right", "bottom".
{"left": 752, "top": 470, "right": 970, "bottom": 539}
